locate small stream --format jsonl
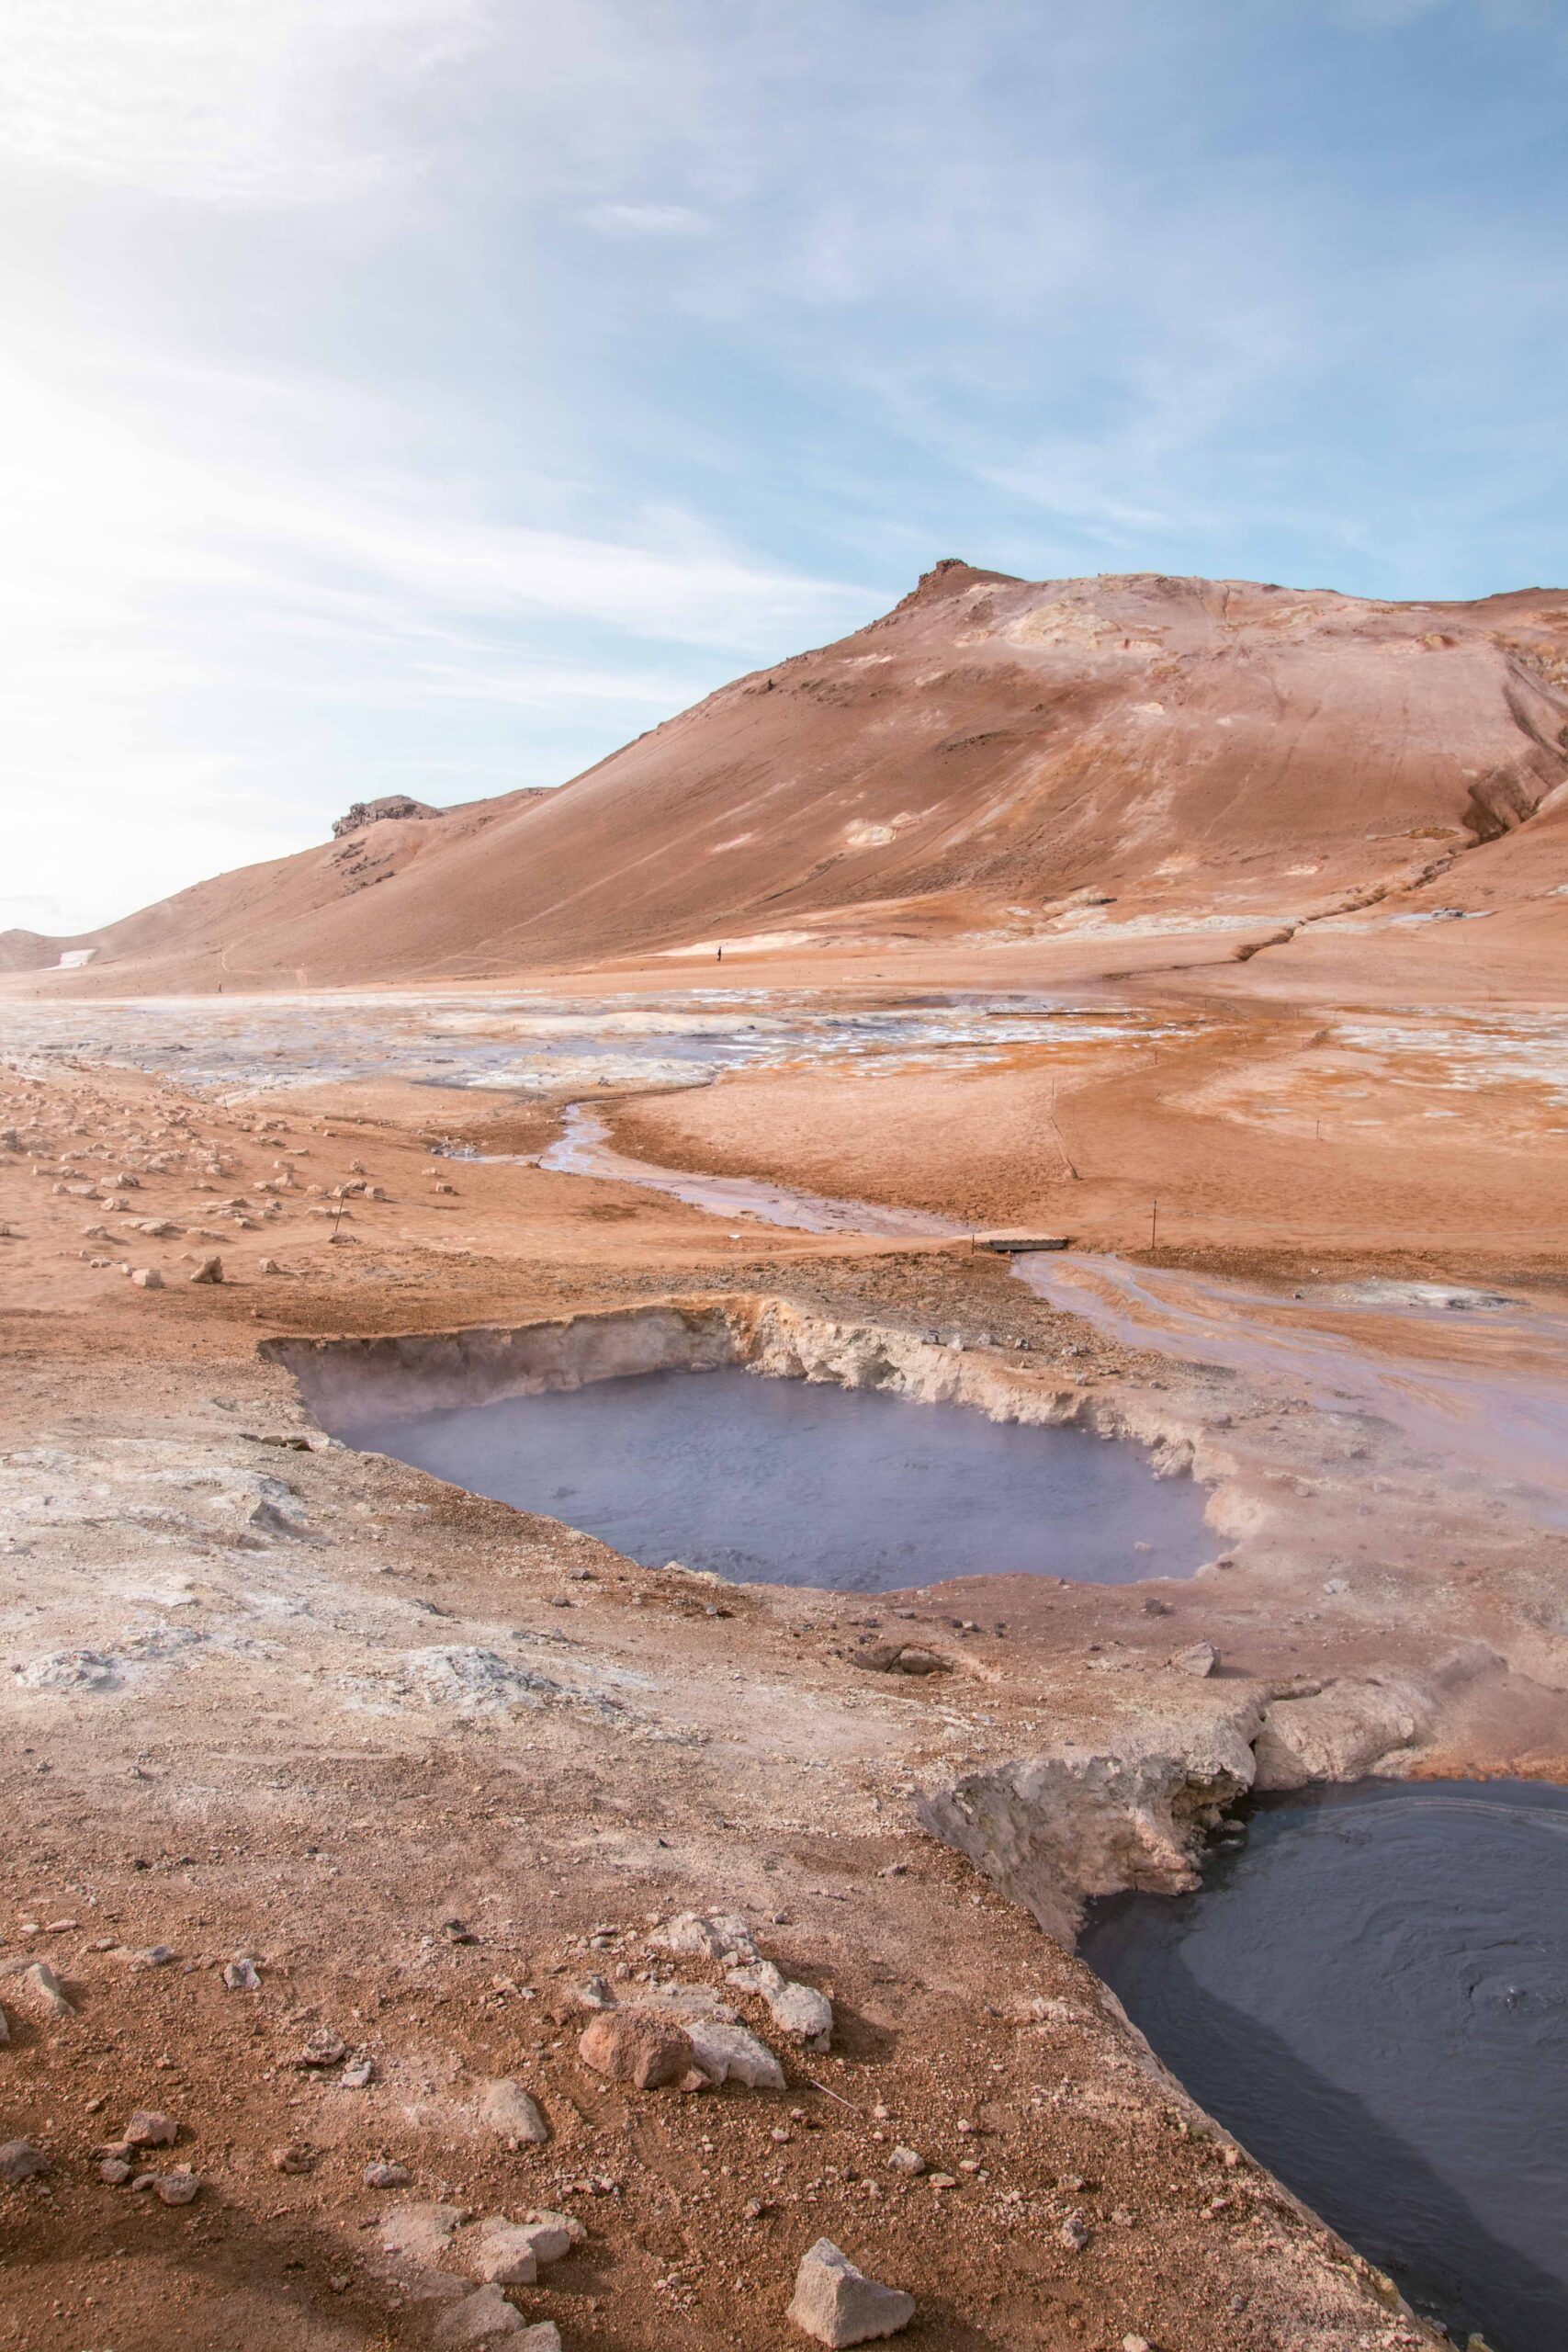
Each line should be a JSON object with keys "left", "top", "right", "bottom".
{"left": 1082, "top": 1781, "right": 1568, "bottom": 2352}
{"left": 1011, "top": 1252, "right": 1568, "bottom": 1525}
{"left": 539, "top": 1102, "right": 964, "bottom": 1237}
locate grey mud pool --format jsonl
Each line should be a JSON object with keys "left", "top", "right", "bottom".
{"left": 1083, "top": 1780, "right": 1568, "bottom": 2352}
{"left": 338, "top": 1362, "right": 1213, "bottom": 1591}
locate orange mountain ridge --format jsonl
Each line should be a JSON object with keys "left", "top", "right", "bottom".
{"left": 10, "top": 560, "right": 1568, "bottom": 991}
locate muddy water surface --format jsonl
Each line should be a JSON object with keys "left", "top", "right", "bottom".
{"left": 1015, "top": 1253, "right": 1568, "bottom": 1523}
{"left": 1083, "top": 1781, "right": 1568, "bottom": 2352}
{"left": 348, "top": 1363, "right": 1213, "bottom": 1589}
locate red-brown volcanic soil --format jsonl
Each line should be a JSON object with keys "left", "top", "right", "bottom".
{"left": 5, "top": 566, "right": 1568, "bottom": 2351}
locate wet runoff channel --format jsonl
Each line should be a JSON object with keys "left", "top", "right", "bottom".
{"left": 344, "top": 1363, "right": 1213, "bottom": 1591}
{"left": 1082, "top": 1781, "right": 1568, "bottom": 2352}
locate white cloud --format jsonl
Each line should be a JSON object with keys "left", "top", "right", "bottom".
{"left": 583, "top": 202, "right": 709, "bottom": 236}
{"left": 0, "top": 0, "right": 489, "bottom": 204}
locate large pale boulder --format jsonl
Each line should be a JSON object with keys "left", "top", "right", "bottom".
{"left": 787, "top": 2240, "right": 915, "bottom": 2346}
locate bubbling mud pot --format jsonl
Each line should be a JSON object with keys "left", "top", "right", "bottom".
{"left": 1082, "top": 1780, "right": 1568, "bottom": 2352}
{"left": 342, "top": 1361, "right": 1213, "bottom": 1590}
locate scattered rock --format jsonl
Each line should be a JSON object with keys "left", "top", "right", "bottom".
{"left": 787, "top": 2237, "right": 916, "bottom": 2346}
{"left": 684, "top": 2015, "right": 786, "bottom": 2090}
{"left": 0, "top": 2141, "right": 49, "bottom": 2185}
{"left": 99, "top": 2156, "right": 132, "bottom": 2184}
{"left": 299, "top": 2028, "right": 348, "bottom": 2066}
{"left": 365, "top": 2160, "right": 411, "bottom": 2188}
{"left": 886, "top": 2146, "right": 925, "bottom": 2176}
{"left": 727, "top": 1961, "right": 833, "bottom": 2049}
{"left": 150, "top": 2169, "right": 201, "bottom": 2204}
{"left": 271, "top": 2144, "right": 314, "bottom": 2174}
{"left": 341, "top": 2052, "right": 377, "bottom": 2089}
{"left": 1170, "top": 1642, "right": 1218, "bottom": 1678}
{"left": 431, "top": 2283, "right": 528, "bottom": 2346}
{"left": 223, "top": 1956, "right": 262, "bottom": 1991}
{"left": 20, "top": 1961, "right": 74, "bottom": 2017}
{"left": 478, "top": 2078, "right": 549, "bottom": 2143}
{"left": 516, "top": 2211, "right": 583, "bottom": 2265}
{"left": 189, "top": 1255, "right": 223, "bottom": 1283}
{"left": 462, "top": 2217, "right": 540, "bottom": 2286}
{"left": 1059, "top": 2214, "right": 1091, "bottom": 2252}
{"left": 121, "top": 2110, "right": 178, "bottom": 2148}
{"left": 852, "top": 1644, "right": 945, "bottom": 1676}
{"left": 130, "top": 1267, "right": 164, "bottom": 1288}
{"left": 579, "top": 2007, "right": 695, "bottom": 2090}
{"left": 656, "top": 1909, "right": 760, "bottom": 1963}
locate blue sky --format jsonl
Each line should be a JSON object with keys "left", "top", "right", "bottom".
{"left": 4, "top": 0, "right": 1567, "bottom": 933}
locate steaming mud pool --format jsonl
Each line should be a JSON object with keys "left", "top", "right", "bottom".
{"left": 1082, "top": 1780, "right": 1568, "bottom": 2352}
{"left": 348, "top": 1363, "right": 1212, "bottom": 1590}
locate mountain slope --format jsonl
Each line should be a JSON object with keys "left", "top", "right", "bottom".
{"left": 12, "top": 563, "right": 1568, "bottom": 990}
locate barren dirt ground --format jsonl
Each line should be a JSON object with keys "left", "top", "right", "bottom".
{"left": 3, "top": 927, "right": 1564, "bottom": 2352}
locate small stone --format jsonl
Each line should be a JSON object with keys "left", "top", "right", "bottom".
{"left": 122, "top": 2110, "right": 178, "bottom": 2148}
{"left": 727, "top": 1961, "right": 833, "bottom": 2049}
{"left": 478, "top": 2078, "right": 549, "bottom": 2143}
{"left": 130, "top": 1267, "right": 164, "bottom": 1288}
{"left": 271, "top": 2143, "right": 314, "bottom": 2174}
{"left": 927, "top": 2173, "right": 958, "bottom": 2190}
{"left": 364, "top": 2160, "right": 410, "bottom": 2188}
{"left": 189, "top": 1255, "right": 223, "bottom": 1284}
{"left": 341, "top": 2052, "right": 377, "bottom": 2088}
{"left": 656, "top": 1910, "right": 760, "bottom": 1963}
{"left": 0, "top": 2141, "right": 49, "bottom": 2185}
{"left": 20, "top": 1961, "right": 74, "bottom": 2017}
{"left": 578, "top": 2008, "right": 694, "bottom": 2090}
{"left": 886, "top": 2146, "right": 925, "bottom": 2176}
{"left": 152, "top": 2169, "right": 201, "bottom": 2204}
{"left": 684, "top": 2016, "right": 786, "bottom": 2090}
{"left": 462, "top": 2217, "right": 539, "bottom": 2286}
{"left": 787, "top": 2237, "right": 916, "bottom": 2346}
{"left": 223, "top": 1956, "right": 262, "bottom": 1991}
{"left": 518, "top": 2211, "right": 583, "bottom": 2266}
{"left": 99, "top": 2157, "right": 133, "bottom": 2184}
{"left": 1059, "top": 2214, "right": 1090, "bottom": 2252}
{"left": 1171, "top": 1641, "right": 1218, "bottom": 1678}
{"left": 299, "top": 2028, "right": 348, "bottom": 2066}
{"left": 431, "top": 2284, "right": 527, "bottom": 2346}
{"left": 1123, "top": 2338, "right": 1153, "bottom": 2352}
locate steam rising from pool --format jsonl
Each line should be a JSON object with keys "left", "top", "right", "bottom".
{"left": 342, "top": 1363, "right": 1212, "bottom": 1589}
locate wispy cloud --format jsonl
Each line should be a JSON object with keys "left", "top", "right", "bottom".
{"left": 0, "top": 0, "right": 486, "bottom": 204}
{"left": 583, "top": 202, "right": 709, "bottom": 236}
{"left": 3, "top": 0, "right": 1566, "bottom": 933}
